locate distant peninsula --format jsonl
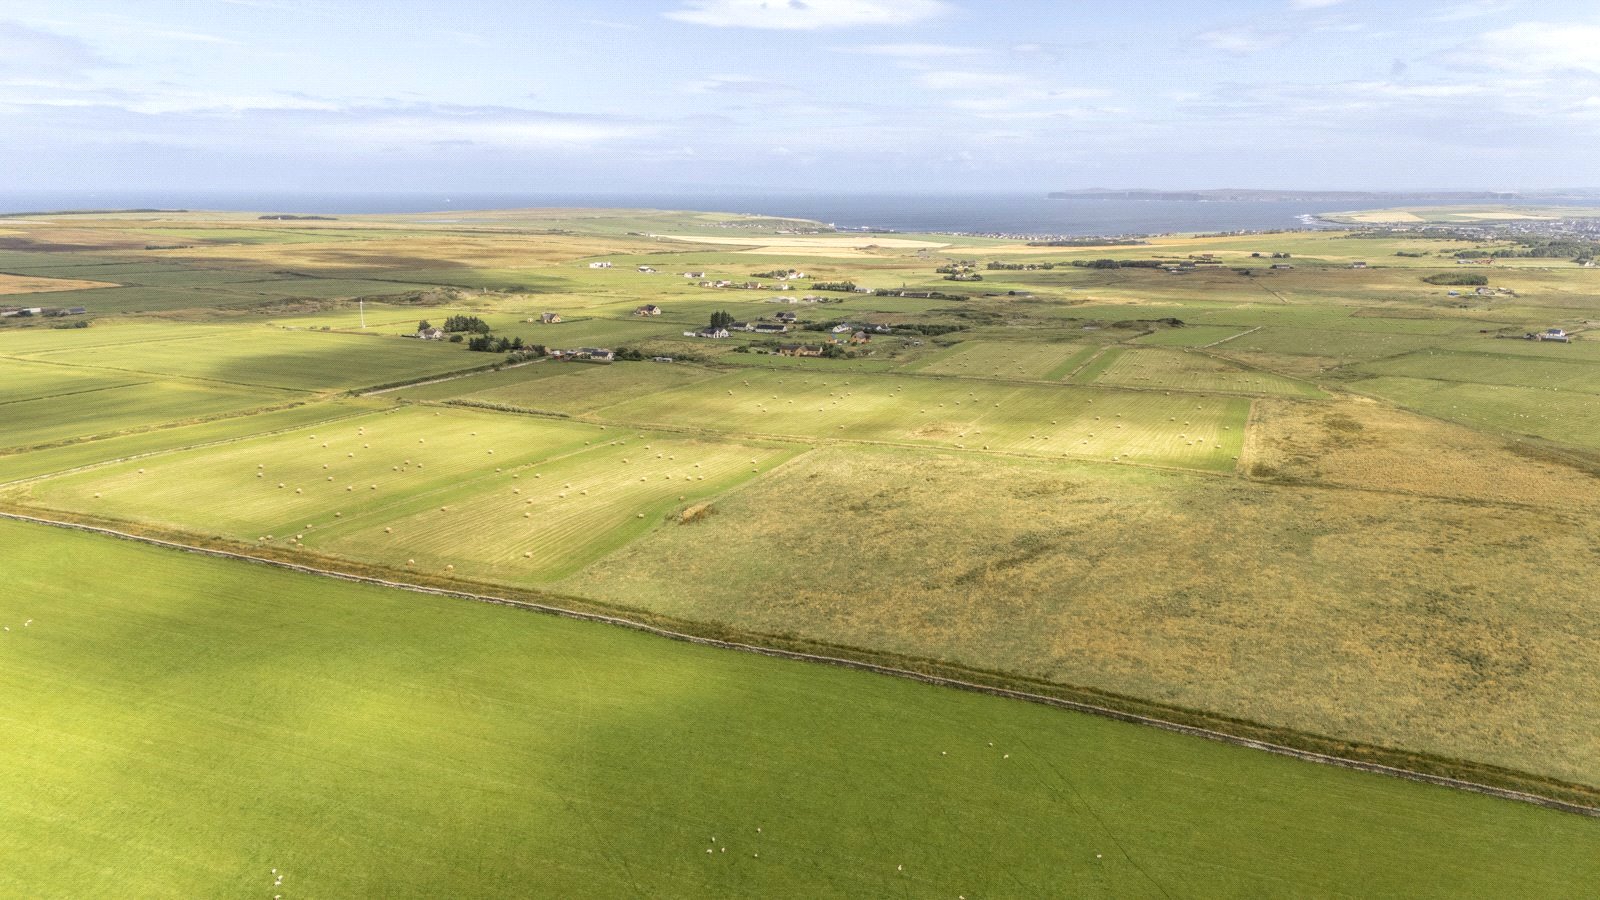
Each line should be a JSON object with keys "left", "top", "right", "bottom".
{"left": 1046, "top": 189, "right": 1576, "bottom": 202}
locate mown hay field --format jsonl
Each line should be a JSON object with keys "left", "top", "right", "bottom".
{"left": 1090, "top": 347, "right": 1324, "bottom": 397}
{"left": 0, "top": 401, "right": 377, "bottom": 485}
{"left": 7, "top": 406, "right": 795, "bottom": 583}
{"left": 8, "top": 407, "right": 604, "bottom": 537}
{"left": 310, "top": 433, "right": 797, "bottom": 582}
{"left": 590, "top": 369, "right": 1249, "bottom": 471}
{"left": 8, "top": 521, "right": 1597, "bottom": 898}
{"left": 909, "top": 340, "right": 1098, "bottom": 380}
{"left": 424, "top": 360, "right": 722, "bottom": 414}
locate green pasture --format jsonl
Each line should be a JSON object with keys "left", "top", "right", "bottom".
{"left": 1132, "top": 324, "right": 1250, "bottom": 347}
{"left": 0, "top": 379, "right": 295, "bottom": 452}
{"left": 8, "top": 521, "right": 1597, "bottom": 898}
{"left": 1357, "top": 350, "right": 1600, "bottom": 394}
{"left": 1350, "top": 376, "right": 1600, "bottom": 451}
{"left": 590, "top": 369, "right": 1248, "bottom": 470}
{"left": 0, "top": 358, "right": 146, "bottom": 405}
{"left": 1217, "top": 326, "right": 1444, "bottom": 361}
{"left": 0, "top": 401, "right": 375, "bottom": 485}
{"left": 9, "top": 327, "right": 481, "bottom": 392}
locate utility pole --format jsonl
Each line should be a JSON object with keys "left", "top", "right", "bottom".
{"left": 359, "top": 299, "right": 366, "bottom": 329}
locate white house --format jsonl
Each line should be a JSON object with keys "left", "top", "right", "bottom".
{"left": 588, "top": 261, "right": 613, "bottom": 269}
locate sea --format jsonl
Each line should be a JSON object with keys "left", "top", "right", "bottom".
{"left": 3, "top": 191, "right": 1597, "bottom": 238}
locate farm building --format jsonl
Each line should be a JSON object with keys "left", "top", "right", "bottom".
{"left": 681, "top": 271, "right": 704, "bottom": 278}
{"left": 416, "top": 326, "right": 445, "bottom": 340}
{"left": 776, "top": 343, "right": 823, "bottom": 357}
{"left": 1534, "top": 328, "right": 1570, "bottom": 342}
{"left": 588, "top": 261, "right": 612, "bottom": 269}
{"left": 634, "top": 304, "right": 663, "bottom": 316}
{"left": 637, "top": 266, "right": 657, "bottom": 274}
{"left": 551, "top": 347, "right": 615, "bottom": 362}
{"left": 684, "top": 327, "right": 731, "bottom": 339}
{"left": 752, "top": 322, "right": 789, "bottom": 334}
{"left": 1350, "top": 261, "right": 1368, "bottom": 269}
{"left": 775, "top": 311, "right": 798, "bottom": 323}
{"left": 540, "top": 313, "right": 563, "bottom": 324}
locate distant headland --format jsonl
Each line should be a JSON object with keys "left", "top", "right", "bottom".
{"left": 1046, "top": 189, "right": 1594, "bottom": 202}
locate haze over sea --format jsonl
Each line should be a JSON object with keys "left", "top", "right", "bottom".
{"left": 4, "top": 192, "right": 1598, "bottom": 237}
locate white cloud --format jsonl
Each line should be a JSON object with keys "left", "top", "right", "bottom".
{"left": 1444, "top": 21, "right": 1600, "bottom": 75}
{"left": 1198, "top": 28, "right": 1290, "bottom": 54}
{"left": 682, "top": 74, "right": 793, "bottom": 94}
{"left": 328, "top": 107, "right": 652, "bottom": 148}
{"left": 851, "top": 42, "right": 981, "bottom": 57}
{"left": 918, "top": 70, "right": 1026, "bottom": 90}
{"left": 0, "top": 23, "right": 107, "bottom": 76}
{"left": 1428, "top": 1, "right": 1518, "bottom": 22}
{"left": 665, "top": 0, "right": 948, "bottom": 30}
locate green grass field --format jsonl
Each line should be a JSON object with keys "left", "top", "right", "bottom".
{"left": 4, "top": 326, "right": 482, "bottom": 392}
{"left": 0, "top": 378, "right": 296, "bottom": 452}
{"left": 590, "top": 368, "right": 1248, "bottom": 470}
{"left": 4, "top": 520, "right": 1598, "bottom": 899}
{"left": 7, "top": 210, "right": 1600, "bottom": 893}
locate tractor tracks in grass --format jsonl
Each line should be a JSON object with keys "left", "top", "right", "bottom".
{"left": 4, "top": 508, "right": 1598, "bottom": 820}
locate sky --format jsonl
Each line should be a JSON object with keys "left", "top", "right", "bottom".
{"left": 2, "top": 0, "right": 1599, "bottom": 194}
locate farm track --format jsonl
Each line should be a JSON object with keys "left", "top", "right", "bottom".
{"left": 363, "top": 357, "right": 545, "bottom": 395}
{"left": 5, "top": 507, "right": 1597, "bottom": 819}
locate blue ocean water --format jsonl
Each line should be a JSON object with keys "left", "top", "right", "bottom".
{"left": 2, "top": 191, "right": 1596, "bottom": 237}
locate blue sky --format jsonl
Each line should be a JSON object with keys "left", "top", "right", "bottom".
{"left": 3, "top": 0, "right": 1598, "bottom": 193}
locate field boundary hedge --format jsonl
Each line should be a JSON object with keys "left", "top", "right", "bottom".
{"left": 5, "top": 508, "right": 1597, "bottom": 818}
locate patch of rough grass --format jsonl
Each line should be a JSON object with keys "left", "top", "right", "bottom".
{"left": 566, "top": 445, "right": 1600, "bottom": 787}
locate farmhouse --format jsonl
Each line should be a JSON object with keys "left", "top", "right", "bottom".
{"left": 634, "top": 304, "right": 663, "bottom": 316}
{"left": 775, "top": 311, "right": 798, "bottom": 323}
{"left": 416, "top": 326, "right": 445, "bottom": 340}
{"left": 1534, "top": 328, "right": 1570, "bottom": 342}
{"left": 588, "top": 261, "right": 613, "bottom": 269}
{"left": 637, "top": 266, "right": 657, "bottom": 274}
{"left": 684, "top": 327, "right": 731, "bottom": 339}
{"left": 776, "top": 343, "right": 823, "bottom": 357}
{"left": 751, "top": 322, "right": 789, "bottom": 334}
{"left": 831, "top": 323, "right": 853, "bottom": 333}
{"left": 539, "top": 312, "right": 563, "bottom": 324}
{"left": 681, "top": 271, "right": 705, "bottom": 278}
{"left": 551, "top": 347, "right": 615, "bottom": 362}
{"left": 850, "top": 331, "right": 871, "bottom": 344}
{"left": 1350, "top": 261, "right": 1368, "bottom": 269}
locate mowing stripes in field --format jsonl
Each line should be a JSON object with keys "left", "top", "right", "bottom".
{"left": 591, "top": 369, "right": 1247, "bottom": 470}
